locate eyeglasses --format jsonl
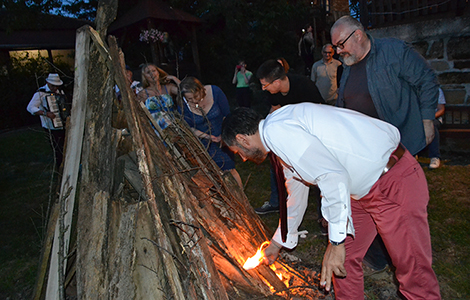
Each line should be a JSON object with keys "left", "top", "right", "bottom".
{"left": 262, "top": 79, "right": 277, "bottom": 89}
{"left": 333, "top": 29, "right": 357, "bottom": 50}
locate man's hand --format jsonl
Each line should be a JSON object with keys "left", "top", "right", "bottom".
{"left": 423, "top": 119, "right": 435, "bottom": 145}
{"left": 320, "top": 243, "right": 347, "bottom": 292}
{"left": 262, "top": 240, "right": 282, "bottom": 265}
{"left": 44, "top": 111, "right": 56, "bottom": 120}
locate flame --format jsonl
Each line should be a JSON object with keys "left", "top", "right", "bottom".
{"left": 243, "top": 241, "right": 270, "bottom": 270}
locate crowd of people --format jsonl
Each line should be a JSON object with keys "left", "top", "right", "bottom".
{"left": 28, "top": 15, "right": 445, "bottom": 300}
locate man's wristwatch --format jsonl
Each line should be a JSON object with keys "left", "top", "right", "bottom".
{"left": 330, "top": 238, "right": 346, "bottom": 246}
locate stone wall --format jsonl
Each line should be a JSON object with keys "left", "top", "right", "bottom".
{"left": 369, "top": 16, "right": 470, "bottom": 106}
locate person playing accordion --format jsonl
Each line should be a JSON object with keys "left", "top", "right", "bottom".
{"left": 27, "top": 73, "right": 68, "bottom": 168}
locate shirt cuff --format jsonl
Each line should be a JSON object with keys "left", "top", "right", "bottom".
{"left": 328, "top": 220, "right": 348, "bottom": 244}
{"left": 271, "top": 227, "right": 299, "bottom": 249}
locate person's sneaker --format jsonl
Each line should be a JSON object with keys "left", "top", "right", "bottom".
{"left": 429, "top": 157, "right": 441, "bottom": 169}
{"left": 362, "top": 263, "right": 388, "bottom": 277}
{"left": 255, "top": 202, "right": 279, "bottom": 215}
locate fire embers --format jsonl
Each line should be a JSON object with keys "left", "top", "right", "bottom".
{"left": 244, "top": 243, "right": 330, "bottom": 298}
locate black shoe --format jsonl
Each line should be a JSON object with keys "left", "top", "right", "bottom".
{"left": 255, "top": 202, "right": 279, "bottom": 215}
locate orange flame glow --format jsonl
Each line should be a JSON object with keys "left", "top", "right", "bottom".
{"left": 243, "top": 241, "right": 270, "bottom": 270}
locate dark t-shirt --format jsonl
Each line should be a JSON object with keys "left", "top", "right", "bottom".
{"left": 343, "top": 52, "right": 379, "bottom": 118}
{"left": 267, "top": 73, "right": 325, "bottom": 107}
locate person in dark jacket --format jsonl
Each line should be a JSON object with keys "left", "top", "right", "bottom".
{"left": 253, "top": 60, "right": 325, "bottom": 216}
{"left": 329, "top": 15, "right": 440, "bottom": 300}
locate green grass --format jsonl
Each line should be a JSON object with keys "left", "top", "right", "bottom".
{"left": 0, "top": 127, "right": 56, "bottom": 299}
{"left": 426, "top": 165, "right": 470, "bottom": 299}
{"left": 1, "top": 127, "right": 469, "bottom": 299}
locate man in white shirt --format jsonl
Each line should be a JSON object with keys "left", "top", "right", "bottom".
{"left": 221, "top": 104, "right": 441, "bottom": 300}
{"left": 27, "top": 73, "right": 67, "bottom": 167}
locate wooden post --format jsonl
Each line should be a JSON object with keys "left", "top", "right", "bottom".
{"left": 43, "top": 25, "right": 90, "bottom": 300}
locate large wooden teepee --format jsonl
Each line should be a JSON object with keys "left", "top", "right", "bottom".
{"left": 33, "top": 2, "right": 327, "bottom": 300}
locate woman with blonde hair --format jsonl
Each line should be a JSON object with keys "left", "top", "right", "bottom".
{"left": 136, "top": 63, "right": 180, "bottom": 129}
{"left": 179, "top": 77, "right": 243, "bottom": 188}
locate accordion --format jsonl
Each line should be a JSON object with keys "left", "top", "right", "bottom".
{"left": 45, "top": 94, "right": 70, "bottom": 128}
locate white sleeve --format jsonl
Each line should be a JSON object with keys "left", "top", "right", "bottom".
{"left": 271, "top": 166, "right": 310, "bottom": 249}
{"left": 26, "top": 92, "right": 42, "bottom": 115}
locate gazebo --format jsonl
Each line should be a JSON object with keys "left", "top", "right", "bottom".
{"left": 108, "top": 0, "right": 203, "bottom": 78}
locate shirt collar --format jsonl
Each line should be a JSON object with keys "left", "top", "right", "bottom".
{"left": 258, "top": 119, "right": 271, "bottom": 153}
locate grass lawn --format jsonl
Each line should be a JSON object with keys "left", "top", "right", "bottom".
{"left": 1, "top": 126, "right": 469, "bottom": 299}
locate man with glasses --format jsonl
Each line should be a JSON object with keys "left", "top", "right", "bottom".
{"left": 311, "top": 44, "right": 342, "bottom": 105}
{"left": 253, "top": 59, "right": 324, "bottom": 215}
{"left": 329, "top": 15, "right": 440, "bottom": 300}
{"left": 257, "top": 59, "right": 325, "bottom": 113}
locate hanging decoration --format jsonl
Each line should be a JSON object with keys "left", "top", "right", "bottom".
{"left": 139, "top": 29, "right": 165, "bottom": 43}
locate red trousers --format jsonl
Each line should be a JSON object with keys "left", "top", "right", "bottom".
{"left": 333, "top": 151, "right": 441, "bottom": 300}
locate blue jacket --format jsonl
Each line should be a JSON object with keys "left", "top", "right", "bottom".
{"left": 337, "top": 34, "right": 438, "bottom": 155}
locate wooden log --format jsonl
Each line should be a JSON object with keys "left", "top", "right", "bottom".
{"left": 42, "top": 25, "right": 90, "bottom": 300}
{"left": 75, "top": 27, "right": 117, "bottom": 298}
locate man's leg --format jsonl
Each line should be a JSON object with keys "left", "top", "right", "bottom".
{"left": 368, "top": 152, "right": 441, "bottom": 299}
{"left": 255, "top": 167, "right": 279, "bottom": 214}
{"left": 45, "top": 128, "right": 65, "bottom": 168}
{"left": 332, "top": 198, "right": 377, "bottom": 300}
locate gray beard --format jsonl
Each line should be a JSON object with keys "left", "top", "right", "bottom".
{"left": 340, "top": 53, "right": 359, "bottom": 66}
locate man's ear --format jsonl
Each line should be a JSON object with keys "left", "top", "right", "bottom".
{"left": 235, "top": 134, "right": 250, "bottom": 147}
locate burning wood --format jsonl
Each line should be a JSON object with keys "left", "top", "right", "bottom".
{"left": 243, "top": 241, "right": 270, "bottom": 270}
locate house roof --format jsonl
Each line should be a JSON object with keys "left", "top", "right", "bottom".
{"left": 108, "top": 0, "right": 202, "bottom": 33}
{"left": 0, "top": 11, "right": 91, "bottom": 50}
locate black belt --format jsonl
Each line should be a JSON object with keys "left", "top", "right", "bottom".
{"left": 382, "top": 143, "right": 406, "bottom": 176}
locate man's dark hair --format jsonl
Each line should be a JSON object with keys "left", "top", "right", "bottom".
{"left": 256, "top": 59, "right": 286, "bottom": 82}
{"left": 222, "top": 108, "right": 262, "bottom": 146}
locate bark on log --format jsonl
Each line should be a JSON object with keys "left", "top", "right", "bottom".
{"left": 75, "top": 30, "right": 117, "bottom": 298}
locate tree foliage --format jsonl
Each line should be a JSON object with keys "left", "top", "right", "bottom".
{"left": 60, "top": 0, "right": 98, "bottom": 21}
{"left": 169, "top": 0, "right": 314, "bottom": 86}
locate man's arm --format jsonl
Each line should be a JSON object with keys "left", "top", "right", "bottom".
{"left": 26, "top": 92, "right": 43, "bottom": 115}
{"left": 401, "top": 43, "right": 439, "bottom": 143}
{"left": 270, "top": 166, "right": 310, "bottom": 249}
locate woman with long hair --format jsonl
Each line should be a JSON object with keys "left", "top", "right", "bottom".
{"left": 179, "top": 77, "right": 243, "bottom": 188}
{"left": 136, "top": 63, "right": 180, "bottom": 129}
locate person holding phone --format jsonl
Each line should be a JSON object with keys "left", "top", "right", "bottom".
{"left": 232, "top": 60, "right": 253, "bottom": 108}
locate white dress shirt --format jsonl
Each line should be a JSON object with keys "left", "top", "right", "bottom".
{"left": 27, "top": 84, "right": 64, "bottom": 130}
{"left": 259, "top": 103, "right": 400, "bottom": 248}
